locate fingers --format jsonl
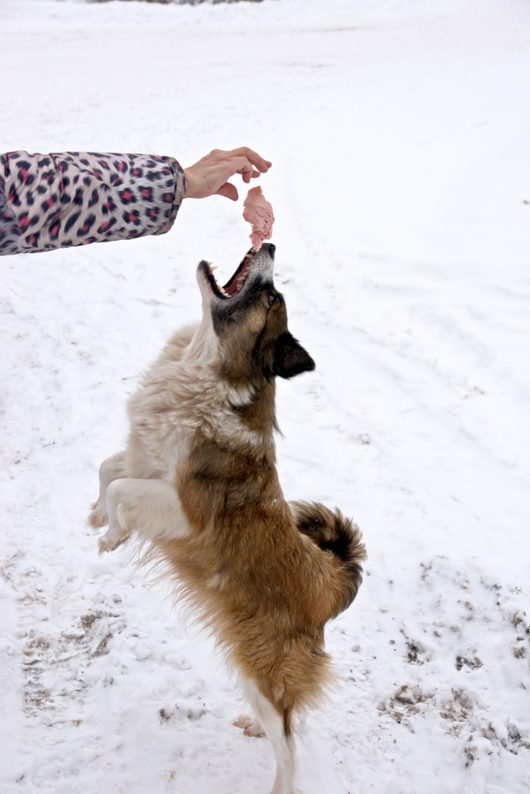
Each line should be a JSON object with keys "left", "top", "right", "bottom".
{"left": 217, "top": 182, "right": 239, "bottom": 202}
{"left": 183, "top": 147, "right": 271, "bottom": 200}
{"left": 228, "top": 146, "right": 272, "bottom": 173}
{"left": 213, "top": 147, "right": 271, "bottom": 177}
{"left": 231, "top": 156, "right": 257, "bottom": 184}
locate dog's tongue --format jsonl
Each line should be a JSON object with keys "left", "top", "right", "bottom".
{"left": 243, "top": 186, "right": 274, "bottom": 251}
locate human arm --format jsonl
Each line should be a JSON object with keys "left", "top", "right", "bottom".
{"left": 0, "top": 150, "right": 186, "bottom": 255}
{"left": 0, "top": 147, "right": 271, "bottom": 256}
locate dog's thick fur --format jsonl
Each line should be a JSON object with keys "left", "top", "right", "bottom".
{"left": 89, "top": 244, "right": 365, "bottom": 794}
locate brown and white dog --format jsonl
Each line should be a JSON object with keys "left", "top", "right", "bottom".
{"left": 89, "top": 243, "right": 366, "bottom": 794}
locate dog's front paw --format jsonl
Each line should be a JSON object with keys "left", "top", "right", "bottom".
{"left": 98, "top": 516, "right": 131, "bottom": 555}
{"left": 98, "top": 533, "right": 128, "bottom": 555}
{"left": 88, "top": 499, "right": 108, "bottom": 529}
{"left": 98, "top": 530, "right": 130, "bottom": 555}
{"left": 97, "top": 481, "right": 133, "bottom": 554}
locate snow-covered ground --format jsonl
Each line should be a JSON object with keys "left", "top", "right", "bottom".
{"left": 1, "top": 0, "right": 529, "bottom": 792}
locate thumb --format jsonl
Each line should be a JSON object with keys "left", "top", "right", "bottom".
{"left": 216, "top": 182, "right": 239, "bottom": 201}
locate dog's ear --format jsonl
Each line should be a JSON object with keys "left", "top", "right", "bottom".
{"left": 268, "top": 332, "right": 315, "bottom": 379}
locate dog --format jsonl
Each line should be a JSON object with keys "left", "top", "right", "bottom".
{"left": 89, "top": 243, "right": 366, "bottom": 794}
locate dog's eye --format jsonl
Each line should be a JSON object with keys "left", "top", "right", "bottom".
{"left": 267, "top": 292, "right": 278, "bottom": 306}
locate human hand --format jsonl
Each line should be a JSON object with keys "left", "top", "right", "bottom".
{"left": 183, "top": 147, "right": 272, "bottom": 202}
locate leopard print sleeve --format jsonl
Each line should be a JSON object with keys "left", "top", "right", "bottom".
{"left": 0, "top": 151, "right": 187, "bottom": 256}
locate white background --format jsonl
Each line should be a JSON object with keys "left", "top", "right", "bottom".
{"left": 1, "top": 1, "right": 529, "bottom": 792}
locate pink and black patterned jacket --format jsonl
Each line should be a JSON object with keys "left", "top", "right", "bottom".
{"left": 0, "top": 151, "right": 186, "bottom": 255}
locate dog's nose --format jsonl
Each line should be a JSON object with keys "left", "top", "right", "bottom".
{"left": 263, "top": 242, "right": 276, "bottom": 258}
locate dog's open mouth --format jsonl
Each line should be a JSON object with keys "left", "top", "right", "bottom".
{"left": 202, "top": 249, "right": 256, "bottom": 300}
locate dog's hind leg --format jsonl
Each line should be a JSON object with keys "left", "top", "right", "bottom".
{"left": 88, "top": 451, "right": 127, "bottom": 529}
{"left": 98, "top": 477, "right": 190, "bottom": 554}
{"left": 242, "top": 678, "right": 296, "bottom": 794}
{"left": 233, "top": 714, "right": 266, "bottom": 738}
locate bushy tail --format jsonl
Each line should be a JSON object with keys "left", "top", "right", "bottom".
{"left": 290, "top": 501, "right": 366, "bottom": 611}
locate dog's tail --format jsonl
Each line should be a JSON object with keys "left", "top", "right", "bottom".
{"left": 290, "top": 501, "right": 366, "bottom": 612}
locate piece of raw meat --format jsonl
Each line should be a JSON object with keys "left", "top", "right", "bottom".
{"left": 243, "top": 186, "right": 274, "bottom": 250}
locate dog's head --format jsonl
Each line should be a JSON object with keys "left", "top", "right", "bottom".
{"left": 197, "top": 243, "right": 315, "bottom": 384}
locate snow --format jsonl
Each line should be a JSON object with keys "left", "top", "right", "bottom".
{"left": 1, "top": 0, "right": 529, "bottom": 792}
